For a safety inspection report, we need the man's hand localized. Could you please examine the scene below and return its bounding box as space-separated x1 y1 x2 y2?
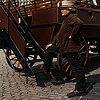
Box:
45 43 52 50
69 35 71 39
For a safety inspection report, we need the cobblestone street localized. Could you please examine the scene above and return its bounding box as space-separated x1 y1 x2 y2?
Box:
0 49 100 100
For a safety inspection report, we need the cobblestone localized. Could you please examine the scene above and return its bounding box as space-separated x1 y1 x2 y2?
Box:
0 50 100 100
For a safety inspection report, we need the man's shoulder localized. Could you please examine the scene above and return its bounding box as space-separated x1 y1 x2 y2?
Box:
68 13 83 24
69 13 77 18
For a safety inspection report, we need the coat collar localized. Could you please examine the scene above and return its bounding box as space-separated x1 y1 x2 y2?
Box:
65 11 71 18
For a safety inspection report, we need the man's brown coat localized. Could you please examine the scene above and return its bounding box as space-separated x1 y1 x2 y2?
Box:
52 12 83 53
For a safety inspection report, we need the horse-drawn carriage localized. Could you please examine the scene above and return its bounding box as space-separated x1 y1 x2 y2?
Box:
0 0 100 81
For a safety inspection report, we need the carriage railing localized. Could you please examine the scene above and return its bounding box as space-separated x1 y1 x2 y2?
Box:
2 0 100 18
2 1 27 34
1 0 64 17
2 0 45 56
74 0 100 8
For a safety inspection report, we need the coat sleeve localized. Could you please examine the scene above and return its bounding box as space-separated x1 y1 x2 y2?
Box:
51 34 58 44
69 15 83 39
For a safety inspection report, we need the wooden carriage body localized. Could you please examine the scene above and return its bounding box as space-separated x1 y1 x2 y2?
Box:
1 0 100 51
0 0 100 78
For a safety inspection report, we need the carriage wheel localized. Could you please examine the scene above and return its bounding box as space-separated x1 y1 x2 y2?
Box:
57 36 88 78
6 49 24 71
6 48 38 71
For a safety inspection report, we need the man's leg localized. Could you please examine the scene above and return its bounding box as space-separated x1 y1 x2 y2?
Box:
43 45 59 73
67 53 86 97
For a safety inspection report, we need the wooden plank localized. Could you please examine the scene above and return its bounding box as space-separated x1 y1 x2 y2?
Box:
9 21 25 57
31 7 58 26
0 7 25 57
36 0 51 4
31 26 55 49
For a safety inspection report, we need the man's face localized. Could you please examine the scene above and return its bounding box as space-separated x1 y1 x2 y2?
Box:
61 9 70 16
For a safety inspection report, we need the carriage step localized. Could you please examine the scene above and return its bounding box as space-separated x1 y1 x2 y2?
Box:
26 49 38 53
27 59 44 63
26 51 38 56
26 50 39 55
26 47 39 52
26 40 34 44
26 48 35 51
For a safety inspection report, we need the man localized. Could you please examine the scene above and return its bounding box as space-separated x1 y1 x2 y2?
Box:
41 0 87 98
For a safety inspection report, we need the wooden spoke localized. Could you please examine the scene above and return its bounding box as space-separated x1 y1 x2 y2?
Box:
65 65 70 72
63 61 68 67
6 49 23 71
17 62 20 68
69 70 72 75
10 56 17 60
13 60 17 65
79 45 86 51
80 51 87 54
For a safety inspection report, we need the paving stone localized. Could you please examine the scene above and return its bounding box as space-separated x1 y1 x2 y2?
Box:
2 98 13 100
41 98 51 100
80 98 100 100
0 50 100 100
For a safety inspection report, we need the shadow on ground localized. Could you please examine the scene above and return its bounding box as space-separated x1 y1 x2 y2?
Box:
21 54 100 90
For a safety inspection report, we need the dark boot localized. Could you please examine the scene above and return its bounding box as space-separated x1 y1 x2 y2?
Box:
67 90 87 98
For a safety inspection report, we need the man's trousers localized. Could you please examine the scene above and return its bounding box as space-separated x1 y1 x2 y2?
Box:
43 44 86 91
